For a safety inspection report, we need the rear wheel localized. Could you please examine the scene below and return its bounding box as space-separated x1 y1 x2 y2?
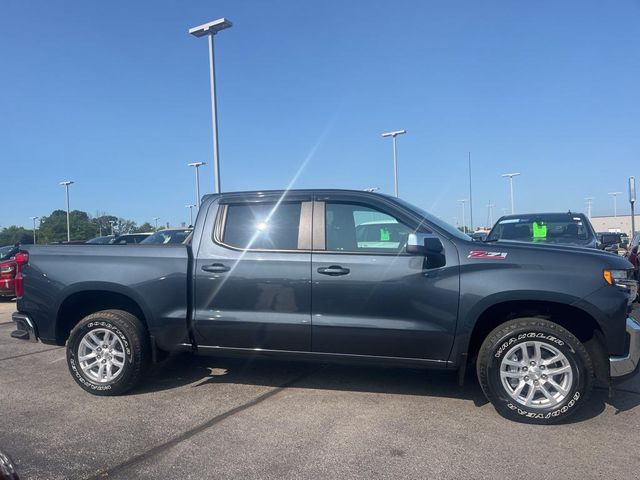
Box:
67 309 150 395
477 317 594 424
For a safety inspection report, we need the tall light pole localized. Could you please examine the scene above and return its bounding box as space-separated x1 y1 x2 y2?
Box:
457 199 468 233
381 129 406 197
30 216 39 244
468 152 474 231
59 181 74 242
501 173 521 214
189 18 232 194
630 177 636 235
153 217 160 231
585 197 594 219
486 202 495 227
608 192 622 217
188 162 206 207
185 204 196 226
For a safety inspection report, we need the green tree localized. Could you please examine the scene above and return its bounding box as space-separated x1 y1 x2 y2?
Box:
134 222 155 233
38 210 97 243
117 218 137 234
92 214 119 236
0 226 34 245
1 209 143 244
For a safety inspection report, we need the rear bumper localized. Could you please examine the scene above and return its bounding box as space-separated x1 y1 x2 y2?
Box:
610 317 640 379
10 312 38 343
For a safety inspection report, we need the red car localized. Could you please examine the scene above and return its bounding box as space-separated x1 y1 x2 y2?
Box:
625 233 640 279
0 245 18 299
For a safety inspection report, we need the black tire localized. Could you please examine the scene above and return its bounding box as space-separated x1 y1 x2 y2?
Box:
477 317 594 424
67 309 150 396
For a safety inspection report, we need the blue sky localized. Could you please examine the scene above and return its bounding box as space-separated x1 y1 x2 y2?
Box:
2 0 640 230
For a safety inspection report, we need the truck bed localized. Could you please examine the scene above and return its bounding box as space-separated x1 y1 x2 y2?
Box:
17 244 190 350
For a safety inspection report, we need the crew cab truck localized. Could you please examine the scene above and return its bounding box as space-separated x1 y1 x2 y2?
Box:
11 190 640 424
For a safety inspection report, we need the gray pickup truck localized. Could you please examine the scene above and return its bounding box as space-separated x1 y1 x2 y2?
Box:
11 189 640 424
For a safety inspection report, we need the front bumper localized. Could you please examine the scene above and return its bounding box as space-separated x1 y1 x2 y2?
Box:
610 317 640 379
10 312 38 343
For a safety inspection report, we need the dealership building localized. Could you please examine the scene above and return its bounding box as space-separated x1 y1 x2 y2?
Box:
590 215 637 236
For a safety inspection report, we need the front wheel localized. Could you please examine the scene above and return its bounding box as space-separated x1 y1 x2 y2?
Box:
477 318 594 424
67 309 150 395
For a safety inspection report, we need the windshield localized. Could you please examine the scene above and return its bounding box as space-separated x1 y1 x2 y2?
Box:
140 230 192 245
487 214 594 245
0 245 15 260
392 197 472 241
86 236 115 244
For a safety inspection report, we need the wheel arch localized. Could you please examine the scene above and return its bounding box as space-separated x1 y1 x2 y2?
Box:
465 299 609 381
55 283 153 346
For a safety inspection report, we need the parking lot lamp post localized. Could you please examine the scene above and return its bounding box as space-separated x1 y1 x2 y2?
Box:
629 178 636 235
457 199 468 233
189 18 232 194
608 192 622 217
186 204 196 226
585 197 594 219
30 216 39 244
59 181 74 242
501 173 520 214
381 130 406 197
188 162 206 207
153 217 160 231
486 202 495 227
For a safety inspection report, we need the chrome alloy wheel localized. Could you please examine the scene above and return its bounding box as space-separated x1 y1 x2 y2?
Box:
500 341 573 409
78 328 126 383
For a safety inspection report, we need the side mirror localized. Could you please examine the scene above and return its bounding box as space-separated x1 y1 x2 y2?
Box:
406 233 443 255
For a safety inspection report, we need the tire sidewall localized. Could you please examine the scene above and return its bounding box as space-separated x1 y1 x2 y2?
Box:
67 317 134 394
485 325 588 423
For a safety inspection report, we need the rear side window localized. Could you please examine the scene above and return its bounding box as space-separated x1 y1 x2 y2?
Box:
222 202 302 250
325 202 413 253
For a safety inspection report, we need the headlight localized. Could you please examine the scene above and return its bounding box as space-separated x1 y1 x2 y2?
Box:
604 269 638 305
603 269 632 286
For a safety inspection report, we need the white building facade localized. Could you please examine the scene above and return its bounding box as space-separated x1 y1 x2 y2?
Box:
590 215 638 236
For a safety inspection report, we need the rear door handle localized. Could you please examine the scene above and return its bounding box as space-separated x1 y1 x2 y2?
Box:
202 263 231 273
317 265 350 276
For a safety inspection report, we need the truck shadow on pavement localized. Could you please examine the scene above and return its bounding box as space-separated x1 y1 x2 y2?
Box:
136 353 640 424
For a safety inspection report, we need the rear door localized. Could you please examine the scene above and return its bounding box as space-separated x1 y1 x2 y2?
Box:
310 194 460 362
193 193 312 351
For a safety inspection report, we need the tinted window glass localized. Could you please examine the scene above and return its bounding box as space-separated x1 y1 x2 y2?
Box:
223 202 302 250
140 230 192 244
325 202 413 252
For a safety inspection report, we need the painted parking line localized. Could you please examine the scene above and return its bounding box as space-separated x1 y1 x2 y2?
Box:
0 346 64 362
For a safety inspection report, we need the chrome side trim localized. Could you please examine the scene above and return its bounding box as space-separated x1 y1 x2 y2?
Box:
182 343 450 367
610 317 640 378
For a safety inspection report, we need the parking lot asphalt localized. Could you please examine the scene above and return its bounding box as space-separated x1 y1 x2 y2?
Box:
1 301 640 480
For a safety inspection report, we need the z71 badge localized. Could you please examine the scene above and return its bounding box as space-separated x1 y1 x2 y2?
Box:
468 251 508 259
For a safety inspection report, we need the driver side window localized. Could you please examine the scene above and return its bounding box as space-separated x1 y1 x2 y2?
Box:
325 202 413 253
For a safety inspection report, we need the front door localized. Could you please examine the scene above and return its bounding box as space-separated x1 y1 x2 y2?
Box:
311 196 459 361
193 195 312 351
